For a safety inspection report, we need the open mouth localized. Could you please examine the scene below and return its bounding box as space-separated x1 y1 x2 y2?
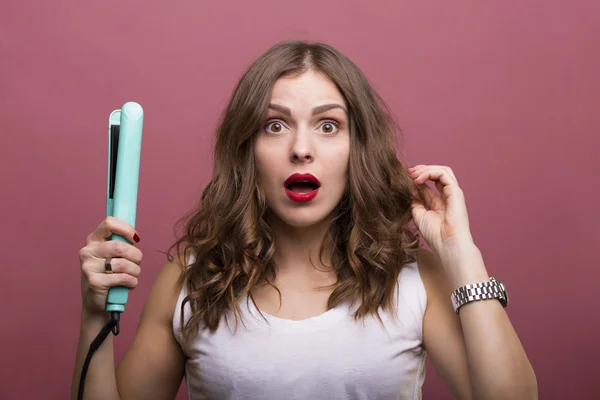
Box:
284 173 321 202
285 180 320 193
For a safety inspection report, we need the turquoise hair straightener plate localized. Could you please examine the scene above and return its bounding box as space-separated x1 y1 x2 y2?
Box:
106 102 144 314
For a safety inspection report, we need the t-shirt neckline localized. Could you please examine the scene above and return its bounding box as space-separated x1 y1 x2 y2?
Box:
242 294 350 333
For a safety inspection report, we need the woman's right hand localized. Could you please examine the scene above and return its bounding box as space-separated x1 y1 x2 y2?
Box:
78 216 143 318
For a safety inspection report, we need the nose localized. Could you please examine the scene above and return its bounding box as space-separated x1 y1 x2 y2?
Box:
289 127 314 164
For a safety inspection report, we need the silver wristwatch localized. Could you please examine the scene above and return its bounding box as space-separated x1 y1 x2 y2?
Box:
450 277 509 314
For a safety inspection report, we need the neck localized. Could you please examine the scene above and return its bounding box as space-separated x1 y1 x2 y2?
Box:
266 212 335 277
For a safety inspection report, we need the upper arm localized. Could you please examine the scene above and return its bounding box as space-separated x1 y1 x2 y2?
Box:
115 252 190 400
417 248 473 400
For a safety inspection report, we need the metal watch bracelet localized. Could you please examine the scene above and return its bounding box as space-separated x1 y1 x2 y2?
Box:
450 277 509 314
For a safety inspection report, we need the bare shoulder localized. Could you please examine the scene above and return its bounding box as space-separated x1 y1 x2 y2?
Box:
154 250 190 308
114 250 190 400
139 249 190 324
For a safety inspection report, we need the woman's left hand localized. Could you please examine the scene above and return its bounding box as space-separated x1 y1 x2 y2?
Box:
408 165 475 255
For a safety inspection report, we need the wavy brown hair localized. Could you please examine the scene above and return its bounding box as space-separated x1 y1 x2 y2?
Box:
166 40 425 343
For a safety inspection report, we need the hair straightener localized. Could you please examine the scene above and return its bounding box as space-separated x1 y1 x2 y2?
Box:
77 102 144 400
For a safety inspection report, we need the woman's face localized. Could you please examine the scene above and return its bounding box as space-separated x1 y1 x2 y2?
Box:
254 69 350 228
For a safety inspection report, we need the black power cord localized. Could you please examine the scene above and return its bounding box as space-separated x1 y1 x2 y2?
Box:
77 311 121 400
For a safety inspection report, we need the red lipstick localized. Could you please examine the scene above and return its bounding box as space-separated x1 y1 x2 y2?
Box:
284 173 320 203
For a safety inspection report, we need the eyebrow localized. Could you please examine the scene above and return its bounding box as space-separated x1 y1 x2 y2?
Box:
268 103 347 117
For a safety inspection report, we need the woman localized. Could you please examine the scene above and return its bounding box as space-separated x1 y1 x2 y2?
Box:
71 40 537 399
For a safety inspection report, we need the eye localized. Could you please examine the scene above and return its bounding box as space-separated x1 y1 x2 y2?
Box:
264 120 287 134
318 120 340 134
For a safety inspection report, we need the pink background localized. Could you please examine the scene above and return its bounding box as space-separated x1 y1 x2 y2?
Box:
1 0 598 398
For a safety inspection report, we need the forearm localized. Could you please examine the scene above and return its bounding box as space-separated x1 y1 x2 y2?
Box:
70 311 121 400
440 244 538 400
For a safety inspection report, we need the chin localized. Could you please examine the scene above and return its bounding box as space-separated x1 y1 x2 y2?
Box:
278 214 328 228
263 186 346 229
268 203 338 229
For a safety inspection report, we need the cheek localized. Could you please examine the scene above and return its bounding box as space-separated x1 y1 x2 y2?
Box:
338 148 351 189
330 144 350 176
254 143 280 186
320 147 350 195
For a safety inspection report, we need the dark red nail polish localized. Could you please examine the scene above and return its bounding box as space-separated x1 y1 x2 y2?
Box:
134 233 140 243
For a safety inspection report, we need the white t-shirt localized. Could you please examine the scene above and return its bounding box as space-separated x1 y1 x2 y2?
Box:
173 251 427 400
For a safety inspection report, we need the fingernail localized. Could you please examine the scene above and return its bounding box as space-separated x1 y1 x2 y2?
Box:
134 233 140 243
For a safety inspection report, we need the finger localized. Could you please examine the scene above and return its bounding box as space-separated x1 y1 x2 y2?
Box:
411 166 458 197
88 272 139 291
408 165 430 181
428 165 457 181
102 257 142 277
87 216 139 246
419 169 463 199
100 239 143 265
409 165 457 183
81 253 142 279
407 165 425 175
81 239 143 267
413 168 456 187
